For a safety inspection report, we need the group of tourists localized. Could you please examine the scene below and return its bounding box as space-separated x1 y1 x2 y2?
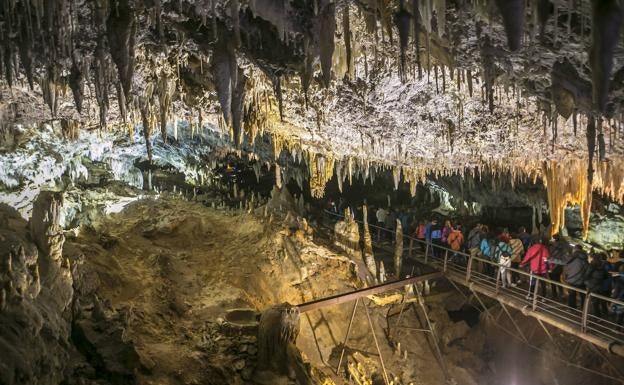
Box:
325 201 624 325
411 219 624 325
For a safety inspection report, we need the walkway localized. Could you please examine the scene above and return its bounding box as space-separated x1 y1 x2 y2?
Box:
323 210 624 358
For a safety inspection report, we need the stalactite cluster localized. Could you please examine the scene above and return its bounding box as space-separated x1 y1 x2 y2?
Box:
1 0 624 238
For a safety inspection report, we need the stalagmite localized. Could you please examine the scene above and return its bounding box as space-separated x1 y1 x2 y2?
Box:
275 164 283 189
362 205 378 284
394 219 403 280
379 261 386 283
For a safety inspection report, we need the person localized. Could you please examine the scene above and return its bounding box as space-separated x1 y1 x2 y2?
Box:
414 220 427 252
584 253 610 317
550 245 589 309
494 238 514 288
447 225 465 263
399 209 410 235
376 207 388 241
611 265 624 326
480 228 493 274
428 219 443 258
326 198 337 214
520 236 550 299
549 234 571 299
509 234 525 286
441 220 452 245
518 226 532 251
467 224 483 269
498 228 511 243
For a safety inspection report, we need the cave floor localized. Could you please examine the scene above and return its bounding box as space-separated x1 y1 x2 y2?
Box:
66 195 483 385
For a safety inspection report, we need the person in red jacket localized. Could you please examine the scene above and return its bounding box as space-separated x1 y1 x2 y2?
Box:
520 236 550 299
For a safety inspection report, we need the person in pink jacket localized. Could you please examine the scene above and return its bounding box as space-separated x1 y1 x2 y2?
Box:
520 236 550 299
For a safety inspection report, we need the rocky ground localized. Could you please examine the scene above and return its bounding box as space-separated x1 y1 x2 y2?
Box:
1 184 501 385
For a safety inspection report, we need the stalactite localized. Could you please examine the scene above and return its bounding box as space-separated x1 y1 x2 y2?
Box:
597 117 606 161
94 10 110 130
587 116 596 183
467 70 473 97
107 0 136 106
543 159 592 239
412 0 422 79
343 5 352 79
494 0 524 51
590 0 624 113
273 75 284 122
41 65 59 117
231 68 247 147
116 82 127 123
319 2 336 88
395 0 411 81
365 0 377 33
211 0 218 39
433 0 446 37
140 104 153 164
212 43 234 126
307 152 335 198
17 13 34 90
537 0 551 39
231 0 240 47
69 53 84 113
553 2 559 44
157 73 175 144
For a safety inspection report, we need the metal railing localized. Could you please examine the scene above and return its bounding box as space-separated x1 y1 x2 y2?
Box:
322 210 624 348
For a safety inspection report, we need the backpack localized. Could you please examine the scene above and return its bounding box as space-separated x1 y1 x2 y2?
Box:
494 242 512 263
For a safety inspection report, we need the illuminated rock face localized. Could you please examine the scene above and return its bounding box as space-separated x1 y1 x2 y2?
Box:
1 1 624 231
0 195 73 385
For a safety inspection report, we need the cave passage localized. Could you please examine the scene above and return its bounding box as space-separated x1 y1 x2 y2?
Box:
2 1 624 385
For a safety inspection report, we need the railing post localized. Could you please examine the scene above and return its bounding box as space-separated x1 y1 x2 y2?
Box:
495 265 501 293
443 250 448 273
466 255 473 283
425 242 430 263
409 238 413 257
582 292 591 333
532 277 539 311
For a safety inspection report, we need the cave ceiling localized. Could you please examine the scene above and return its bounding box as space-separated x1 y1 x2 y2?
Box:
1 0 624 206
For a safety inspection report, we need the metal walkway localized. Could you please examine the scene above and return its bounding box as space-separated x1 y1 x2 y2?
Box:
323 210 624 358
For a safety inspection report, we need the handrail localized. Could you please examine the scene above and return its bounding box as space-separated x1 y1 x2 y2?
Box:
323 209 624 347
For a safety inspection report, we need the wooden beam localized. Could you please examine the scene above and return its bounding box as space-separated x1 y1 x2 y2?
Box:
297 271 443 313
